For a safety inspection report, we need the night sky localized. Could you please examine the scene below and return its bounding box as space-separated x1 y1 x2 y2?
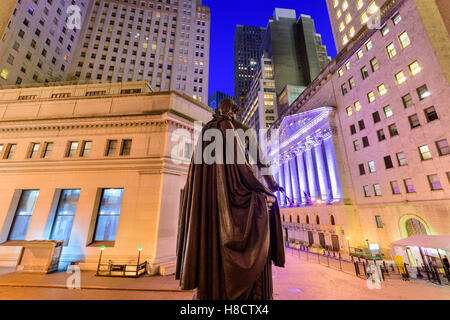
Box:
202 0 337 99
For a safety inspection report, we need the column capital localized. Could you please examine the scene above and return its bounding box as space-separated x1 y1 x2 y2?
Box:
304 139 315 150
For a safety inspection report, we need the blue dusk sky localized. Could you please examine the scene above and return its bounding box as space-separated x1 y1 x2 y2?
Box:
202 0 337 99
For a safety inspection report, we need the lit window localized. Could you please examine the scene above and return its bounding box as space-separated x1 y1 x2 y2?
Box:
42 142 53 159
50 189 81 244
349 77 355 89
336 9 342 19
81 141 92 157
368 1 378 13
417 84 430 100
339 21 345 32
409 114 421 128
28 143 40 159
346 106 353 116
373 184 382 196
338 68 344 77
370 58 379 72
396 152 407 166
386 43 397 59
8 190 40 240
383 105 393 118
404 179 415 193
409 61 421 76
345 61 351 70
93 189 124 242
0 68 9 80
368 161 376 173
392 14 402 25
342 1 348 11
349 26 355 37
354 101 362 111
345 13 352 24
395 71 406 84
365 40 373 50
334 0 340 8
66 142 79 158
264 94 274 99
357 0 364 10
356 50 363 59
367 91 375 102
360 12 369 24
353 140 360 151
419 145 432 160
427 174 443 191
436 139 450 156
264 100 274 106
399 32 411 48
381 25 389 36
342 35 349 45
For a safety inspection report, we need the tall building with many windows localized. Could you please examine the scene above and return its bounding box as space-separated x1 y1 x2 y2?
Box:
0 0 89 86
269 0 450 265
233 24 266 108
207 90 232 110
0 0 211 104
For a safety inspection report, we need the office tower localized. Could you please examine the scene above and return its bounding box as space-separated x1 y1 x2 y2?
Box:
208 90 232 110
233 24 266 107
0 0 89 86
269 0 450 263
0 0 18 40
242 9 330 131
68 0 211 104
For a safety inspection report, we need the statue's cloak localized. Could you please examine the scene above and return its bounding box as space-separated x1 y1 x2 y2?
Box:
175 114 285 300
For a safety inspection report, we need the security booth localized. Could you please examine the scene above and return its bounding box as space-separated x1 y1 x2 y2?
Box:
15 240 64 274
391 235 450 283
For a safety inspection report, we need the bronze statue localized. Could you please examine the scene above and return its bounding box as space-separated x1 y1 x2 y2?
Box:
176 98 285 300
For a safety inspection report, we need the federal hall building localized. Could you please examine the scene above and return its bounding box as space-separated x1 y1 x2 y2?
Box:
0 81 211 272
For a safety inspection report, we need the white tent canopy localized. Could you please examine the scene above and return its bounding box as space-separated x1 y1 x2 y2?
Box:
391 235 450 251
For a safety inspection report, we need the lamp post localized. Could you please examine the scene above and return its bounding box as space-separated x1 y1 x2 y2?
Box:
136 246 143 277
97 245 105 275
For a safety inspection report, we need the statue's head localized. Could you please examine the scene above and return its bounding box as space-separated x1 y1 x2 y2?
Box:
216 98 239 117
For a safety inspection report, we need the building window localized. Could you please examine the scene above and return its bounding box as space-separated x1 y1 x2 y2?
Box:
106 140 118 156
417 85 430 100
365 40 373 51
350 124 356 135
408 61 421 76
81 141 92 157
353 140 360 151
408 114 421 129
28 143 40 159
384 155 393 168
50 189 81 244
383 105 393 118
372 111 381 123
359 163 365 175
373 184 382 196
93 189 124 242
396 152 408 166
66 142 79 157
377 84 387 96
4 144 16 159
381 25 389 36
362 136 370 148
375 216 383 228
358 119 365 130
120 139 132 156
348 77 355 90
367 91 375 103
392 13 402 25
377 129 386 141
427 174 443 191
1 68 9 80
361 66 369 80
390 181 401 194
406 218 427 236
42 142 53 158
370 58 379 72
341 83 348 95
404 179 415 193
424 106 438 122
368 160 376 173
356 50 363 59
386 43 397 59
436 139 450 156
354 101 362 111
399 32 411 48
418 145 432 160
346 106 353 117
395 71 406 84
402 93 413 108
363 185 371 197
8 190 39 240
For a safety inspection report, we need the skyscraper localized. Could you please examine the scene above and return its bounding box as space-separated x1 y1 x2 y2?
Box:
233 24 266 107
0 0 211 104
0 0 89 85
208 90 232 110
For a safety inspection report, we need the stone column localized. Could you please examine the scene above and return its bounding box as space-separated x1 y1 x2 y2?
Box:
289 156 301 205
304 141 318 201
313 140 330 202
323 131 342 201
278 163 287 206
283 160 294 205
295 151 308 204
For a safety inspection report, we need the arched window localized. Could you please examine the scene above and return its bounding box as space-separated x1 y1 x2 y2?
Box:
330 215 336 225
406 218 428 236
306 215 310 224
296 216 300 223
316 215 320 225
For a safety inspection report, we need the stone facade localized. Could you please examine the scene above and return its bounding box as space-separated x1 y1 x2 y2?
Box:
0 81 212 272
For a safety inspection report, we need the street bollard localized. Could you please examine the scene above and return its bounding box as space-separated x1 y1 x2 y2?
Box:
339 253 342 271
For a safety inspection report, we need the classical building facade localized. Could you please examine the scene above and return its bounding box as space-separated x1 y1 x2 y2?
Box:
270 0 450 260
0 81 212 272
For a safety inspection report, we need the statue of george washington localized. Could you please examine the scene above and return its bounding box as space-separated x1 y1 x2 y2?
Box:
176 98 285 300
